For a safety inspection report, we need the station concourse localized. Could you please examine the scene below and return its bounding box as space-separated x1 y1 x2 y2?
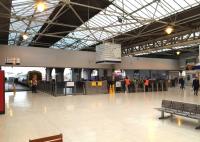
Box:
0 0 200 142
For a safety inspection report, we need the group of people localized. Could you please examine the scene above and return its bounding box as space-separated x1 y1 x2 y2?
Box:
124 76 150 93
124 75 200 96
179 77 199 96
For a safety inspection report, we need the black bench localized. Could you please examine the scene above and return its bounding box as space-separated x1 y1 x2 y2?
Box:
156 100 200 129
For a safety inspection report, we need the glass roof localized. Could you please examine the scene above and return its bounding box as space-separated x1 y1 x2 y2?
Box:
8 0 200 50
9 0 60 46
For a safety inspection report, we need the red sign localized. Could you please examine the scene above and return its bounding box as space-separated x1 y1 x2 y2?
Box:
0 71 5 114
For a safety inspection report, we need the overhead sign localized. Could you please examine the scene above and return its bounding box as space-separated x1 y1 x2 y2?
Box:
5 57 20 65
96 42 121 64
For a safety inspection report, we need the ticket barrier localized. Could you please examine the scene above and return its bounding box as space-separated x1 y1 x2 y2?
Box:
113 80 168 93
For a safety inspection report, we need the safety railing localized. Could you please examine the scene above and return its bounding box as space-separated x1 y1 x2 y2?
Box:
37 81 85 96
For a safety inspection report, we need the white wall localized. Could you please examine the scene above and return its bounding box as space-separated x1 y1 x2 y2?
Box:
0 45 111 69
115 57 179 70
0 45 179 70
179 53 198 69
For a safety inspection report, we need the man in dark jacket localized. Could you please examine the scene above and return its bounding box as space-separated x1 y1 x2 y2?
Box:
179 78 185 90
192 77 199 96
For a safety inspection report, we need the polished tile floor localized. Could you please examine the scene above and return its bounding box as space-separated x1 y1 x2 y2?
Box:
0 87 200 142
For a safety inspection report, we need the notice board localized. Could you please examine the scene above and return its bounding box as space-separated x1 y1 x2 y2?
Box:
66 82 75 87
0 70 5 114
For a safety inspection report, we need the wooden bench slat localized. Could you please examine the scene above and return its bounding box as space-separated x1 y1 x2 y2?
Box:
29 134 62 142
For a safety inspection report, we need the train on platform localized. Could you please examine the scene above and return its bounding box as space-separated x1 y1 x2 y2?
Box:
17 70 42 86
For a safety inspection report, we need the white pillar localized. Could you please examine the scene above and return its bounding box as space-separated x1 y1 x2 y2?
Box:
198 45 200 80
198 45 200 62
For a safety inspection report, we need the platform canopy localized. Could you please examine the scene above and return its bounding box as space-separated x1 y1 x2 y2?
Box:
1 0 200 56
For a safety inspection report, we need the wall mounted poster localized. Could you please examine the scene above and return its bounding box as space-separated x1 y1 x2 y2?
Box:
91 82 96 87
97 81 102 87
116 81 122 88
66 82 75 87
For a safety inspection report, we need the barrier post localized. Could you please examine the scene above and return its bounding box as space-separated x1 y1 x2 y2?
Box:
13 83 16 94
64 85 66 95
54 83 57 96
136 83 138 92
156 82 159 92
83 83 86 95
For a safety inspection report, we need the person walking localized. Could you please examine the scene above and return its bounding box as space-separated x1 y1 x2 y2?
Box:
124 76 130 93
179 78 185 90
144 78 150 92
192 77 199 96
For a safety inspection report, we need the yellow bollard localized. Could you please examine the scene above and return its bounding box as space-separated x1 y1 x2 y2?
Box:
109 85 113 95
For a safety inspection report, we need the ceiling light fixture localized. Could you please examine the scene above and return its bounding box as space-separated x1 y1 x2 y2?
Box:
176 51 181 55
165 25 174 35
36 0 46 12
22 33 28 40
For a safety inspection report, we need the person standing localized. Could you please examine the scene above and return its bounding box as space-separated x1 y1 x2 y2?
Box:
179 78 185 90
192 77 199 96
144 78 149 92
124 76 130 93
32 75 38 93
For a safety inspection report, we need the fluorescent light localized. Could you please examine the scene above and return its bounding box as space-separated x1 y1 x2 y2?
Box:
36 1 46 12
176 51 181 55
165 26 174 35
22 33 28 40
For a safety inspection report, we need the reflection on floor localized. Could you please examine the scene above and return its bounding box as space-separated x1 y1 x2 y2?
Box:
0 87 200 142
5 82 30 92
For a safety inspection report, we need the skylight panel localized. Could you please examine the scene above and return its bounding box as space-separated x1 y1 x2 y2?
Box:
51 0 200 50
9 0 60 46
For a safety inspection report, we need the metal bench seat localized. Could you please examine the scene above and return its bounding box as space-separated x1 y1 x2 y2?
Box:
183 103 197 114
188 114 200 119
197 105 200 114
156 100 200 129
162 100 172 108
